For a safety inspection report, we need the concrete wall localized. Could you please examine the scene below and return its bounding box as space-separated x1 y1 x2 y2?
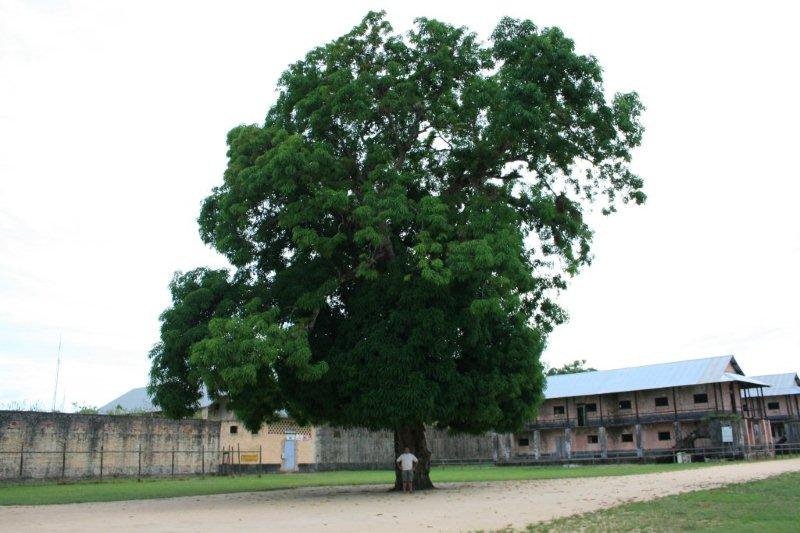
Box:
314 426 495 470
0 411 219 480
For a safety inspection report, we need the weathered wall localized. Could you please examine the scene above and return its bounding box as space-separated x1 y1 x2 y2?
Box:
0 411 219 480
314 426 495 470
784 421 800 444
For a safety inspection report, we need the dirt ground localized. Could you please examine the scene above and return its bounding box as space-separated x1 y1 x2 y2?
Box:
3 458 800 532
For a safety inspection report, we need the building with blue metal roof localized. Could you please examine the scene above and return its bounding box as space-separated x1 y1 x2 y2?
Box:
514 354 775 462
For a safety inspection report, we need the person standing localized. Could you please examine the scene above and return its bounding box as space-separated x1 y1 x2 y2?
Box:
395 447 418 493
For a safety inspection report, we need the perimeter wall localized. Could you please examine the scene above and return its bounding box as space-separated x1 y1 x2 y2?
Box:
0 411 219 480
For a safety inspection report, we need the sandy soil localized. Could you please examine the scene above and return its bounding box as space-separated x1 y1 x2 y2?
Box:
3 458 800 532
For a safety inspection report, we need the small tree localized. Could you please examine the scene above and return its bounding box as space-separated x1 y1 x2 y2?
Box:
546 359 597 376
149 12 644 490
71 402 100 414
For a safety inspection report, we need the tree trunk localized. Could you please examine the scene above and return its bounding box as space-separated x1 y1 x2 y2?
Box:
393 423 434 491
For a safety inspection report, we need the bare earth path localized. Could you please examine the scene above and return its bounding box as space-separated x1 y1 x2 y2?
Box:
3 458 800 532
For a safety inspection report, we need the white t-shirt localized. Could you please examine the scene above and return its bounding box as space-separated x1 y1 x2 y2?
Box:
396 452 418 471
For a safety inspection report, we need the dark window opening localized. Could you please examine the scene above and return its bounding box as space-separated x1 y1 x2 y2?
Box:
658 431 671 441
585 403 597 413
333 430 341 438
619 400 632 410
553 405 565 415
768 401 780 410
694 393 709 404
229 425 238 434
621 433 634 443
587 435 599 444
655 397 669 407
518 437 530 446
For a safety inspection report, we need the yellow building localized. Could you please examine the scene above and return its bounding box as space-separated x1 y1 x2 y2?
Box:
197 400 315 472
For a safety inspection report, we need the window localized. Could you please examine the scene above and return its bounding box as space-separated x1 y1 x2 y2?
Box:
333 430 341 438
587 435 599 444
655 397 669 407
621 433 634 443
585 403 598 413
768 401 780 410
229 425 238 434
658 431 671 441
619 400 632 410
693 393 708 404
553 405 565 415
518 437 530 446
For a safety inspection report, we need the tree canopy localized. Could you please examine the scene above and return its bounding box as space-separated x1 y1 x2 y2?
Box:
148 11 644 471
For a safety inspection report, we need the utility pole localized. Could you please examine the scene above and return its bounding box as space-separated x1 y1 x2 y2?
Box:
52 335 62 412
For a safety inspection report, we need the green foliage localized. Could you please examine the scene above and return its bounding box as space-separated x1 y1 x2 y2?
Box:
533 470 800 532
546 359 596 376
71 402 99 415
148 268 241 419
149 12 644 434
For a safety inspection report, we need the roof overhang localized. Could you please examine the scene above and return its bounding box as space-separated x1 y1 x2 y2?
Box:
721 373 769 389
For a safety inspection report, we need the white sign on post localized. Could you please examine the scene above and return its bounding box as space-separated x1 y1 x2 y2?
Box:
721 426 733 443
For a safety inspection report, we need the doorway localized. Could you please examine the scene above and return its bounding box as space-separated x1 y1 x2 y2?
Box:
576 404 587 427
282 435 297 471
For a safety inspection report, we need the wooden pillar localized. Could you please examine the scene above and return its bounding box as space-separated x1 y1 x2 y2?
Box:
634 391 640 423
744 387 750 417
672 387 678 420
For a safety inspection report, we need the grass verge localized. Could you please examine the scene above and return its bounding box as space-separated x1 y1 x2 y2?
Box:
529 470 800 532
0 462 708 506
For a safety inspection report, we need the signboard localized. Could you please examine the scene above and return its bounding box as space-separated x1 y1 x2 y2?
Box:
240 453 259 463
721 425 733 443
284 433 310 441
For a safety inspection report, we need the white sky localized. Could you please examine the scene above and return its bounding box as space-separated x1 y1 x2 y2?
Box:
1 1 798 410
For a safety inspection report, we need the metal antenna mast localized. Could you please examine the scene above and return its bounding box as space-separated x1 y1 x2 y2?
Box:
52 335 62 412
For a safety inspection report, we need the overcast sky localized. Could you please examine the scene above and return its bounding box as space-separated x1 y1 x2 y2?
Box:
1 0 798 410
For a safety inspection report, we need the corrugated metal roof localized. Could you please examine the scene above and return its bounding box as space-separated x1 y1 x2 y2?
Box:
544 355 766 399
98 387 213 414
744 373 800 397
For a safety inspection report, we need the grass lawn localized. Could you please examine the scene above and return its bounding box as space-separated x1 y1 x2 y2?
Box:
0 462 708 506
531 471 800 532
